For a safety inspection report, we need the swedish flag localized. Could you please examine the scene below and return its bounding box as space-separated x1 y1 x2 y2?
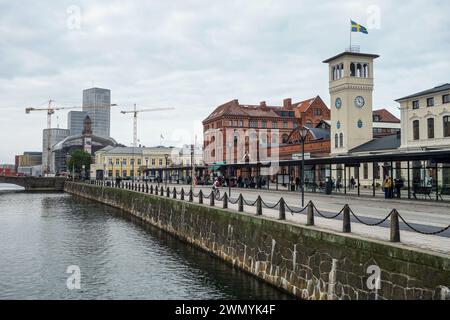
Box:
351 20 368 34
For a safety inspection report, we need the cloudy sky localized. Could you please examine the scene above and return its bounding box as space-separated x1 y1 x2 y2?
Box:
0 0 449 163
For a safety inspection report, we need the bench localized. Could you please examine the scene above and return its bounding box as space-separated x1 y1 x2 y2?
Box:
412 186 432 200
439 185 450 201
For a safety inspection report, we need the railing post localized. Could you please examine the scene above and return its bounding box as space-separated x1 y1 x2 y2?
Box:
146 183 149 193
238 194 244 212
173 187 177 199
150 184 153 194
390 209 401 242
189 188 193 202
166 187 170 197
181 188 185 201
155 185 159 195
210 191 215 206
256 195 262 216
161 186 164 195
279 198 286 220
343 204 351 233
223 192 228 209
199 190 203 204
306 201 314 226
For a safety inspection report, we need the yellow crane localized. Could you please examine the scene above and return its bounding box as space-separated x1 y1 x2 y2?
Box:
120 104 175 147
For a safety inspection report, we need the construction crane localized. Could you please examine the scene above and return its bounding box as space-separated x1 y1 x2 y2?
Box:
25 100 81 129
121 104 175 147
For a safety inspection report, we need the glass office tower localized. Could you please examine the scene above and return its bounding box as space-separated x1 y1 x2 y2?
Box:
82 88 111 138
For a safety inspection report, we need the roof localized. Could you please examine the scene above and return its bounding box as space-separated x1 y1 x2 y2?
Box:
308 128 330 140
52 135 118 151
292 97 316 112
203 99 293 123
349 134 401 153
373 109 400 123
395 83 450 102
322 52 379 63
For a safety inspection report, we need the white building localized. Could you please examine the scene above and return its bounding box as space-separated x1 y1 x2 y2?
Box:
397 83 450 151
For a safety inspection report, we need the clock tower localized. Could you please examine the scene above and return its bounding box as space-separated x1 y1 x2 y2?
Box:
323 51 379 155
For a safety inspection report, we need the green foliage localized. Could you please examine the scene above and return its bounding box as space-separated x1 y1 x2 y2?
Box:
67 150 92 174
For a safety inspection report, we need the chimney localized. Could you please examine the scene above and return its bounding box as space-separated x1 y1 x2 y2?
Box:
283 98 292 109
260 101 267 108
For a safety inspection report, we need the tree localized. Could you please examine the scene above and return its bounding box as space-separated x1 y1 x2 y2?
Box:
67 150 92 179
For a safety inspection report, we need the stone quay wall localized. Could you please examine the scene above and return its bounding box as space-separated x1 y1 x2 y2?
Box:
64 182 450 300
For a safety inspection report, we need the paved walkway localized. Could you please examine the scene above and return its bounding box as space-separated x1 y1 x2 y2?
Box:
143 182 450 255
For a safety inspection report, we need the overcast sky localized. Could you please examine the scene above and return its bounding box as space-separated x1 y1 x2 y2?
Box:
0 0 449 163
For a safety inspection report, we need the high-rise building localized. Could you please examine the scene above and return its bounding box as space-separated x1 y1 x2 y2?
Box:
42 128 70 174
82 87 111 138
68 111 88 136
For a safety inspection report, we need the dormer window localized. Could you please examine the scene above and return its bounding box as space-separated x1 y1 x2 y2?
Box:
373 115 380 122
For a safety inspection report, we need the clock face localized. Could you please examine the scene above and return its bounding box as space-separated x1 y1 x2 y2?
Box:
335 98 342 109
355 96 365 108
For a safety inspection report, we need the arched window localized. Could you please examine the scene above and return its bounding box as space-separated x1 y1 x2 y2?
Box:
444 116 450 137
339 133 343 147
356 63 362 77
282 134 289 144
413 120 420 140
340 63 344 78
305 120 313 127
350 63 356 77
363 64 369 77
335 134 338 148
332 66 336 80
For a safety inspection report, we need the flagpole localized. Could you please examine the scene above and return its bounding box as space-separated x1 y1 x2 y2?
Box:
349 19 352 51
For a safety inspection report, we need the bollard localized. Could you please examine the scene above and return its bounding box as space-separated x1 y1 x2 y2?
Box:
150 184 153 194
181 188 185 201
166 187 170 197
279 198 286 220
138 184 141 192
210 191 215 206
238 194 244 212
390 209 400 242
146 183 149 193
189 188 193 202
161 186 164 195
256 195 262 215
173 187 177 199
342 204 351 233
199 190 203 204
223 192 228 209
306 201 314 226
155 185 159 195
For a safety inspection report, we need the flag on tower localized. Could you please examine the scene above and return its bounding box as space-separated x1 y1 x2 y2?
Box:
351 20 368 34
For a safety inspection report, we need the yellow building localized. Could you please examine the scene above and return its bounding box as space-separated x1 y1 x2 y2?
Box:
90 146 175 180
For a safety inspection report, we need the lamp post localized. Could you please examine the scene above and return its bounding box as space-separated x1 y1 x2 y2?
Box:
164 154 169 187
299 126 310 207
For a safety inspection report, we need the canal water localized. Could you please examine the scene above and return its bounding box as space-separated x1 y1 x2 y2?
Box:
0 185 291 300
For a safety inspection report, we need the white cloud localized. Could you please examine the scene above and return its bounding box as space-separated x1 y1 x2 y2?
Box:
0 0 449 163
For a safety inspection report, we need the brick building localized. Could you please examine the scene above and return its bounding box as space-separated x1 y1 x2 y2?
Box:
372 108 401 138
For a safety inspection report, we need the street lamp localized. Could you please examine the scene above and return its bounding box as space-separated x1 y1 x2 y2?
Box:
164 154 169 187
299 126 310 207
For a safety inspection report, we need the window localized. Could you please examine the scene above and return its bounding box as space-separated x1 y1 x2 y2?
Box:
283 121 288 129
413 120 420 140
115 170 119 177
443 94 450 104
250 120 258 128
239 120 243 127
282 134 289 144
374 163 380 179
229 120 233 126
151 159 155 165
363 163 368 179
373 115 380 122
122 159 127 165
293 122 298 129
130 159 135 165
339 133 343 147
427 118 434 139
335 134 338 148
108 158 113 165
427 97 434 107
159 159 163 166
444 116 450 137
412 100 419 109
262 120 267 128
116 159 120 165
138 159 141 165
313 109 321 116
272 121 277 129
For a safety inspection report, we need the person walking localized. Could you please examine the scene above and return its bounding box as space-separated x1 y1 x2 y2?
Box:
383 176 390 199
395 177 404 199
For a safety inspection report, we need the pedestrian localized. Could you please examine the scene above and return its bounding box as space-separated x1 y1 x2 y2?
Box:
350 176 355 189
383 176 391 199
395 177 404 199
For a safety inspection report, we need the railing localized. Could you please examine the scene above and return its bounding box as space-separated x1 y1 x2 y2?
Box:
87 180 450 243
